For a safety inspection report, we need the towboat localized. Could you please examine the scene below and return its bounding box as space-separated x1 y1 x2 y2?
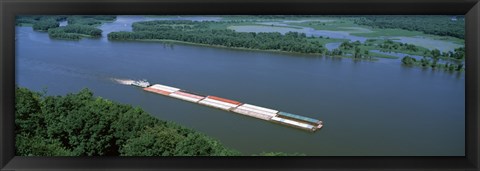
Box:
131 79 150 88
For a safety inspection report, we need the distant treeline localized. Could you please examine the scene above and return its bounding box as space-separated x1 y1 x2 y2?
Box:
16 15 116 40
48 24 102 40
402 55 464 72
376 39 465 60
353 15 465 39
108 20 328 54
16 86 301 156
400 46 464 71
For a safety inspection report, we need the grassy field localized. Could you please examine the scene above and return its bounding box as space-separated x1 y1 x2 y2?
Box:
307 37 348 45
288 18 464 52
351 28 422 37
227 25 303 34
288 19 360 32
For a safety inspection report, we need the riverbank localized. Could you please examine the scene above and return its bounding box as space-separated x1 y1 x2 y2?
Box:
115 38 391 61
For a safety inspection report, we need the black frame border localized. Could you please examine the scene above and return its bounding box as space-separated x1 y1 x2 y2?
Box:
1 0 479 170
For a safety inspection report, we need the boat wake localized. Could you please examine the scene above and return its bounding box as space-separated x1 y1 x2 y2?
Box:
111 78 134 85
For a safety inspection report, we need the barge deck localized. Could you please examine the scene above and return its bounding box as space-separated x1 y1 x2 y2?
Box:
138 82 323 132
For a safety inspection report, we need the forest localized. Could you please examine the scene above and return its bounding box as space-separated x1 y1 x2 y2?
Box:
353 15 465 39
48 24 102 40
15 86 298 156
108 20 328 54
16 15 115 40
15 86 238 156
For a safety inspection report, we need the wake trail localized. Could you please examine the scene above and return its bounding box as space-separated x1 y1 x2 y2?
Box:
110 78 135 85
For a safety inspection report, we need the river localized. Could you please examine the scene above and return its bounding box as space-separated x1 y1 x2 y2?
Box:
16 16 465 156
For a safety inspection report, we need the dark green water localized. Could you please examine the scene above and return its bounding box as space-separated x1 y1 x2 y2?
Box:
16 16 465 156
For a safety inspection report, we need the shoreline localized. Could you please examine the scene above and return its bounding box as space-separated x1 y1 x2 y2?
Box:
110 38 384 61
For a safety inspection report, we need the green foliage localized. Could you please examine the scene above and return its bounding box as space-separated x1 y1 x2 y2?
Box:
455 63 464 71
354 15 465 39
17 15 115 40
68 17 101 26
340 41 360 50
108 20 327 54
67 15 116 25
32 19 59 31
354 46 361 58
17 15 67 27
16 133 75 156
408 56 464 71
15 87 237 156
378 40 422 54
420 57 431 67
329 48 343 56
15 86 43 135
430 49 441 59
120 125 184 156
48 24 102 40
401 56 416 66
174 132 240 156
451 47 465 60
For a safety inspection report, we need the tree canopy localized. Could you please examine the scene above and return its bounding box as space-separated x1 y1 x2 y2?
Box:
15 86 238 156
16 86 300 156
354 15 465 39
16 15 116 40
108 20 328 54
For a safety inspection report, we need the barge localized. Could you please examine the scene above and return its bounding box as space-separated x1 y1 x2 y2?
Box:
132 80 323 132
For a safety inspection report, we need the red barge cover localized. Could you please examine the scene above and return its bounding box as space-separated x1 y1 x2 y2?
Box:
207 96 242 105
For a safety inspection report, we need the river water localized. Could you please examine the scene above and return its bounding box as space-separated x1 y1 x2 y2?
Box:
16 16 465 156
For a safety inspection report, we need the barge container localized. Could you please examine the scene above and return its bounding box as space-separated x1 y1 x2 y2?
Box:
173 91 205 100
198 99 236 111
207 96 242 105
143 87 172 96
179 90 206 97
232 108 273 121
200 97 240 108
150 84 180 93
270 116 317 131
277 111 322 124
169 93 203 103
235 105 277 117
241 104 279 114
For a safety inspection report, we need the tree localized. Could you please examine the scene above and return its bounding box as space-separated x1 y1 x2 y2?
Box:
363 50 370 59
32 19 59 31
120 126 184 156
420 57 430 67
15 86 43 135
354 46 361 58
16 87 239 157
456 63 464 71
431 49 441 59
108 20 328 55
174 132 239 156
431 58 438 68
16 134 74 156
453 47 465 60
401 56 416 66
